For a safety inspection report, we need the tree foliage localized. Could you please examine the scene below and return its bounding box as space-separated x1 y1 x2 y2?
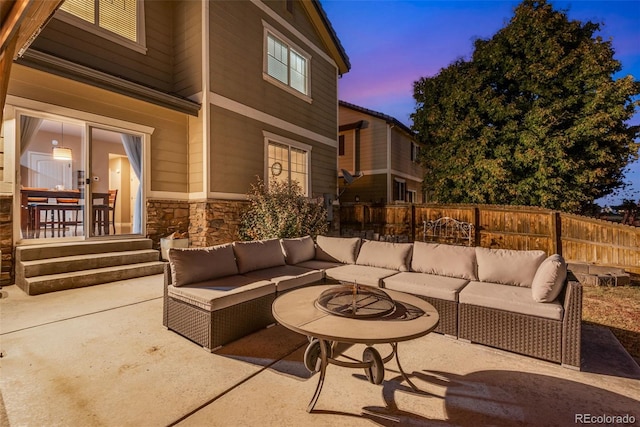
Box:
412 0 640 212
239 177 328 241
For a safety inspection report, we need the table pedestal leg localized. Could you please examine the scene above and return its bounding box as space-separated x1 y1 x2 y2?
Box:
392 342 418 391
307 339 329 413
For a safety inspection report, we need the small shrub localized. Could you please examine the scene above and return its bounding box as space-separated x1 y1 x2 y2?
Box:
239 177 328 241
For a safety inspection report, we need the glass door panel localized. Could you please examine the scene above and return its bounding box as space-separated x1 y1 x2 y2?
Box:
18 116 85 240
88 127 142 237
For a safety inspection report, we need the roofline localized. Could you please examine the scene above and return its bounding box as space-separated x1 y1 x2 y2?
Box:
339 100 414 137
303 0 350 75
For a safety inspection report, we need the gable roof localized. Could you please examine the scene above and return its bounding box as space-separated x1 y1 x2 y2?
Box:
302 0 350 75
339 100 414 137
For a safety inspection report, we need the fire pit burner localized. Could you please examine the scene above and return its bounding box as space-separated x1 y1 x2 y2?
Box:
315 284 396 319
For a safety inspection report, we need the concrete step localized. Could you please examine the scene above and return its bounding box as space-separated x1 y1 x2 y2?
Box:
20 250 160 278
21 261 166 295
15 239 153 262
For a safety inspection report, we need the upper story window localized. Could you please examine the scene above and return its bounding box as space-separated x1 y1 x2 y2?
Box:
58 0 145 53
411 142 420 162
338 135 345 156
263 24 311 102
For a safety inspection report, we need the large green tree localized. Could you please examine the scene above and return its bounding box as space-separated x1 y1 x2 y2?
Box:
412 0 639 212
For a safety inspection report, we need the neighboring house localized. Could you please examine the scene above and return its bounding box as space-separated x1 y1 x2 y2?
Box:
338 101 425 204
0 0 349 285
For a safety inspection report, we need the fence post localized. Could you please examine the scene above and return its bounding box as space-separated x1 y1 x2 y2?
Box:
473 206 481 247
552 211 562 256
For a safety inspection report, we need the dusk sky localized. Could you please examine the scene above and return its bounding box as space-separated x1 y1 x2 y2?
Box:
321 0 640 206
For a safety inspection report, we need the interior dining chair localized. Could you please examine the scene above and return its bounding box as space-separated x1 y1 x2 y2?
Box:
108 189 118 234
23 187 55 237
56 189 82 236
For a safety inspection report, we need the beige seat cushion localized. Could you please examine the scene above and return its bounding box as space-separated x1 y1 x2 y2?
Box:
383 272 470 302
168 244 238 287
411 241 477 280
167 276 275 312
356 240 413 271
315 236 361 264
243 265 323 293
531 254 567 303
280 236 316 265
233 239 285 274
294 259 343 271
459 281 563 320
476 247 546 287
325 264 399 287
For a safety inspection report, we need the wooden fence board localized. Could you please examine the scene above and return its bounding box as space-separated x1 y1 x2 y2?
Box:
339 203 639 274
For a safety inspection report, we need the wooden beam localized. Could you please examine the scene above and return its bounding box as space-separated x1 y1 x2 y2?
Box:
0 35 17 125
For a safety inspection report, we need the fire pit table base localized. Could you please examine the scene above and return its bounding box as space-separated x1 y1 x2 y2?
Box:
272 285 439 413
305 340 417 412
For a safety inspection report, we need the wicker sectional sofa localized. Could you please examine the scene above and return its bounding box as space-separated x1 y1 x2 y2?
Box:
164 235 582 369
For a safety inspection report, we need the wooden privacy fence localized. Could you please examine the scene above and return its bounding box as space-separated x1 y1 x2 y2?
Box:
339 203 640 275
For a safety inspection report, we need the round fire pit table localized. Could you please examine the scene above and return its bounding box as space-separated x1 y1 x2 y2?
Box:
272 284 439 412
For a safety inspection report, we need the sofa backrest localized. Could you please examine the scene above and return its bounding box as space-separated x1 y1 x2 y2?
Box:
233 238 286 274
315 236 361 264
356 240 413 271
476 247 546 287
280 236 316 265
168 244 239 286
411 241 478 280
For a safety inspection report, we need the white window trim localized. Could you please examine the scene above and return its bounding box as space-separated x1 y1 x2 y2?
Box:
262 21 312 104
263 131 312 196
394 177 406 202
55 2 147 54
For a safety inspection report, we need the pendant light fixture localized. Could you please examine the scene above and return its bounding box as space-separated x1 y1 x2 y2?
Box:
52 121 72 161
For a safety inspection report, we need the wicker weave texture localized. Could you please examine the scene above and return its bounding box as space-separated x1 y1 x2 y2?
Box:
562 281 582 368
413 295 457 336
166 293 276 351
459 304 563 363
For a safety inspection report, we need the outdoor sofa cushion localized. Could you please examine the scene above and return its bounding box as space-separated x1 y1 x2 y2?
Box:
531 254 567 303
168 244 238 287
242 265 323 293
280 236 316 265
475 247 546 287
356 240 413 271
383 272 470 302
411 241 478 280
315 236 361 264
294 259 344 272
325 264 399 287
167 276 275 311
233 239 285 274
459 281 563 320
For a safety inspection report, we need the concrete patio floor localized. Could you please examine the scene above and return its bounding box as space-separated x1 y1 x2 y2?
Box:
1 274 639 426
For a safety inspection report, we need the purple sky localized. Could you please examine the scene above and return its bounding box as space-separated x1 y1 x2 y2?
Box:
321 0 640 206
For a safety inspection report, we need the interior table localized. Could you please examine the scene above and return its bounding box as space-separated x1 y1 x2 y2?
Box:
272 284 439 412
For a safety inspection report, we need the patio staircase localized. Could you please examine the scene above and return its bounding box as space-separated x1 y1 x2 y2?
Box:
15 239 165 295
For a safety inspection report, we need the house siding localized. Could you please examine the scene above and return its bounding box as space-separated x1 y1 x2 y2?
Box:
173 0 202 98
30 1 176 94
209 105 336 197
340 173 387 204
208 0 338 140
8 65 190 193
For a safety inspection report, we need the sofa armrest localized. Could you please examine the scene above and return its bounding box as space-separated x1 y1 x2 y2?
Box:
163 263 172 327
561 277 582 369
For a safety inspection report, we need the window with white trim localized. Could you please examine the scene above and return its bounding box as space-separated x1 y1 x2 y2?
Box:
265 30 310 97
267 140 309 196
407 190 417 203
59 0 144 50
394 178 406 202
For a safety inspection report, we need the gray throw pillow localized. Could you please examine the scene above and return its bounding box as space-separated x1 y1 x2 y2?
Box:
531 254 567 302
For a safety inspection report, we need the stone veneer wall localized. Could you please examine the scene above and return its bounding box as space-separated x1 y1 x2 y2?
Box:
0 195 13 286
146 199 249 249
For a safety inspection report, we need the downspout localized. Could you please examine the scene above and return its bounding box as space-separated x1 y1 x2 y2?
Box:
201 0 210 198
387 124 393 202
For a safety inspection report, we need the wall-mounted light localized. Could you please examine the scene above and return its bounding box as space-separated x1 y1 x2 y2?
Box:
52 122 72 160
